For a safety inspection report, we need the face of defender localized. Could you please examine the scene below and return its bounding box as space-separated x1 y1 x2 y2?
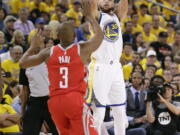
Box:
98 0 115 13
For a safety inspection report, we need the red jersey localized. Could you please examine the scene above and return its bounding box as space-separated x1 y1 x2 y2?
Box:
47 44 87 96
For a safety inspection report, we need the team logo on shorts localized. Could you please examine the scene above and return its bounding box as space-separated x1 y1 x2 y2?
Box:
103 21 119 42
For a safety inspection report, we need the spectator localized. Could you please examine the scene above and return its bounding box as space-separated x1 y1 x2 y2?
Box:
144 65 157 80
170 63 179 76
142 22 157 43
75 17 92 42
3 16 16 43
66 0 82 27
29 0 49 12
0 31 8 54
42 25 52 40
10 0 30 14
123 52 141 81
138 4 152 25
132 32 146 52
123 21 133 43
172 30 180 55
173 74 180 95
10 30 26 52
126 71 147 129
151 15 166 36
150 32 172 61
1 46 23 83
0 85 21 134
28 9 41 24
121 42 133 65
131 13 143 34
14 8 35 38
146 83 180 135
166 22 175 44
28 17 45 42
0 7 7 30
163 69 173 83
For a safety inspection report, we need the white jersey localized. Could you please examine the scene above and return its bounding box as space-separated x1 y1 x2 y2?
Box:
92 12 123 63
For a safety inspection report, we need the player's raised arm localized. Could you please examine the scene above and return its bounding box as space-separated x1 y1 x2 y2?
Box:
115 0 128 21
91 0 100 19
79 0 103 64
19 31 50 68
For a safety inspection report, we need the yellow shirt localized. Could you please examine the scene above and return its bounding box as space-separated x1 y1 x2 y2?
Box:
29 1 49 12
51 14 58 20
138 13 152 25
10 0 30 14
132 24 143 33
65 8 82 27
151 26 167 36
140 58 160 70
123 64 133 81
162 1 176 20
3 94 13 105
142 32 157 43
121 53 132 63
167 31 175 44
0 104 20 133
1 59 20 82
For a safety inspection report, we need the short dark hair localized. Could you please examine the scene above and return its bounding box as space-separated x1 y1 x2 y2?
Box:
140 4 148 9
123 42 133 48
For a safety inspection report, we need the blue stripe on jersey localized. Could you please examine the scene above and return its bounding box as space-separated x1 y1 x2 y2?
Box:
96 102 126 107
98 12 103 24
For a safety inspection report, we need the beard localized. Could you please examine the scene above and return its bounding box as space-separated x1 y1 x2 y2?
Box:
99 6 114 13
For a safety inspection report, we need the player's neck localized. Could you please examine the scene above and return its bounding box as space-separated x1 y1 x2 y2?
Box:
60 41 74 49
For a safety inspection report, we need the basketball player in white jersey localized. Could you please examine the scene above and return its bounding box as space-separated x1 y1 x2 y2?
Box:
85 0 128 135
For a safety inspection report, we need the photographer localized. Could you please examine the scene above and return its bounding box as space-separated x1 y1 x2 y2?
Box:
146 83 180 135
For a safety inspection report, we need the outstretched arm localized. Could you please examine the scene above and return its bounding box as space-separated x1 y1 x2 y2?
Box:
115 0 128 21
91 0 100 19
79 0 104 64
19 31 50 68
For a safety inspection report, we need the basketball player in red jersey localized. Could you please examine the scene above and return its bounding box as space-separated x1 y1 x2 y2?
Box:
19 0 103 135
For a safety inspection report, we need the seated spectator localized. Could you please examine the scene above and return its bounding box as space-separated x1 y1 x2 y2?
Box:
151 15 167 36
3 16 16 43
173 74 180 95
144 64 157 81
142 22 157 43
121 42 133 65
150 32 172 61
172 30 180 55
10 0 30 14
0 31 8 54
3 81 20 105
1 46 23 83
141 50 160 71
146 83 180 135
163 69 173 83
123 52 141 81
166 22 175 45
138 4 152 25
131 13 143 34
123 21 133 43
0 7 7 30
9 30 26 52
0 87 21 134
126 71 147 129
170 63 179 76
132 32 147 53
75 17 92 42
14 8 35 39
29 0 49 12
65 0 82 27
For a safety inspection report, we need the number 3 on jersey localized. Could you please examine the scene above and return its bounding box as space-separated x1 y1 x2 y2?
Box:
60 67 68 88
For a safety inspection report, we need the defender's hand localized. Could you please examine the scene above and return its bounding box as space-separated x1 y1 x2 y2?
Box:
81 0 93 18
30 30 44 49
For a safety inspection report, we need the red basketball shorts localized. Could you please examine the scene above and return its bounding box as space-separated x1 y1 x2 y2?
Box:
48 91 98 135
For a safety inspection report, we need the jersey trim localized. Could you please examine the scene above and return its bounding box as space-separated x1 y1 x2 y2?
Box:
96 102 126 107
50 46 54 56
77 43 80 55
98 12 103 24
58 43 75 51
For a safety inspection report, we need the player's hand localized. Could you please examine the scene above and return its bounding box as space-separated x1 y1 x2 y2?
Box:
30 30 45 50
81 0 93 18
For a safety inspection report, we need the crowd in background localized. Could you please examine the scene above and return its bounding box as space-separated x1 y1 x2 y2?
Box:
0 0 179 135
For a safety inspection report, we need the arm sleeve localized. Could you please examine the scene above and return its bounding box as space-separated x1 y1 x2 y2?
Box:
19 69 29 86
